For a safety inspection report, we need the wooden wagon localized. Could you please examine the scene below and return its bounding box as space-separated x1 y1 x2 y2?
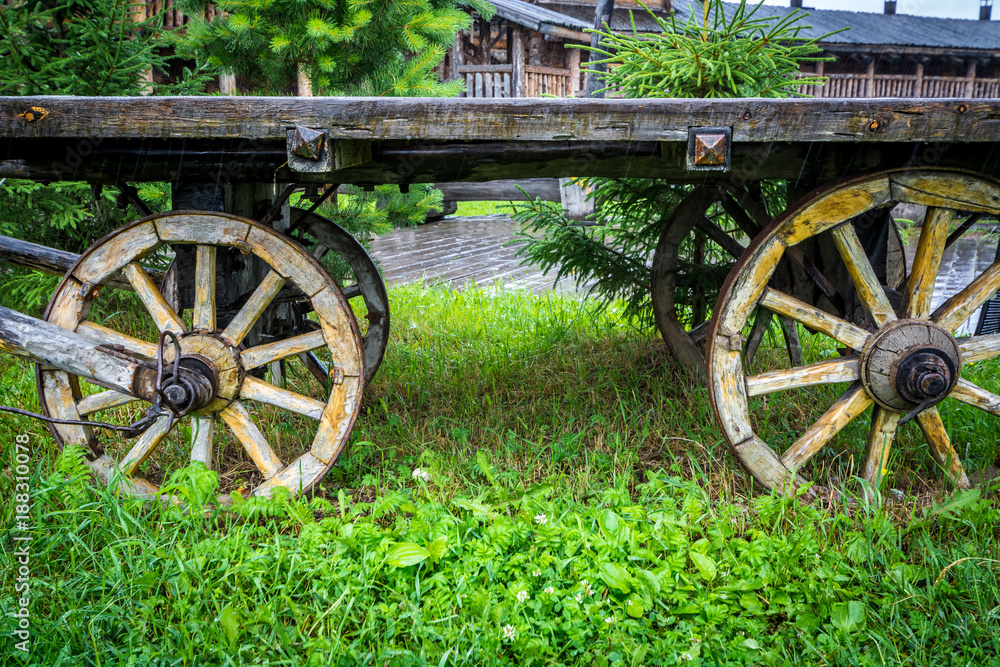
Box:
1 96 998 501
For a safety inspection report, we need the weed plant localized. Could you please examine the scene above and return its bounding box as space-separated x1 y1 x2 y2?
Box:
1 285 998 666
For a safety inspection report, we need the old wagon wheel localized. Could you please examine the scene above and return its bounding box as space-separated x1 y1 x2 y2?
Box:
707 169 1000 499
288 207 390 387
651 183 803 376
37 211 364 500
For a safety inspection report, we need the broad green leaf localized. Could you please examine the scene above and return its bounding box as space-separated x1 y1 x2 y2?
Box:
830 601 866 634
385 542 430 567
219 605 240 644
428 536 448 562
690 551 717 582
624 598 644 618
600 563 632 594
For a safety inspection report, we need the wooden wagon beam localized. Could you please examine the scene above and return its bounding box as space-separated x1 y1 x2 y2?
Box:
0 234 163 289
3 97 998 144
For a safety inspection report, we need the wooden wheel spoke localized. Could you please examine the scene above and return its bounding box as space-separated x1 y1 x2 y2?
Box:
915 407 971 488
831 224 897 327
760 288 871 351
781 383 873 471
241 375 326 420
747 357 859 397
950 378 1000 416
76 321 158 358
696 216 745 258
904 207 952 318
193 245 217 331
77 389 139 416
220 270 287 347
861 406 901 486
190 416 215 468
219 400 282 478
959 333 1000 364
299 351 331 387
119 414 173 475
123 262 186 334
932 259 1000 333
240 330 326 369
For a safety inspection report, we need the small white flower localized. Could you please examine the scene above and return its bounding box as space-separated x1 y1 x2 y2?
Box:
516 590 529 603
681 653 693 662
544 586 555 594
586 585 594 596
534 513 547 525
532 569 541 577
502 624 516 641
604 616 614 625
459 593 467 599
575 593 582 603
411 467 432 481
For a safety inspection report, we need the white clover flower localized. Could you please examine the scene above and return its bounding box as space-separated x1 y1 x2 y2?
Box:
586 585 594 596
516 590 529 603
534 513 547 525
544 586 555 595
532 569 541 577
411 467 432 481
502 624 516 641
681 653 693 662
575 593 582 603
604 616 614 625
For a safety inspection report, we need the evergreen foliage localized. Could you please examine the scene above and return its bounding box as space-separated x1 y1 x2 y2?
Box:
0 1 210 311
515 0 831 326
174 0 495 96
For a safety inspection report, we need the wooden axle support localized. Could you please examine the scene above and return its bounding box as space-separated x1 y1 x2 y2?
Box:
0 305 179 406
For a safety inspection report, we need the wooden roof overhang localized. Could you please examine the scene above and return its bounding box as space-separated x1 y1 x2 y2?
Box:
3 96 1000 185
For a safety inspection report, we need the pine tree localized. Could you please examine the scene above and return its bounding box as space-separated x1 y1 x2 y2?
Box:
0 0 211 312
515 0 833 327
175 0 495 96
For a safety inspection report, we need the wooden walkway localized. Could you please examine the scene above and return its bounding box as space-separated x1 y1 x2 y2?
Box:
368 214 586 295
370 214 1000 333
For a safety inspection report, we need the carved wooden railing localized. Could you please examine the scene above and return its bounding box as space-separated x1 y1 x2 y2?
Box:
799 72 999 98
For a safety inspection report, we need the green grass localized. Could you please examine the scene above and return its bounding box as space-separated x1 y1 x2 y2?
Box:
1 284 999 666
453 201 520 217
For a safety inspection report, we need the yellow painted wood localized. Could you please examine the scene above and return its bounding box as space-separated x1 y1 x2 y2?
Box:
950 378 1000 416
193 245 217 331
778 179 892 246
890 172 1000 214
123 262 186 334
119 415 173 475
915 407 971 489
959 333 1000 364
246 225 329 298
932 259 1000 333
861 406 901 486
905 207 952 318
746 358 859 397
831 224 897 327
77 389 138 416
240 330 325 369
241 375 326 420
781 383 873 471
760 289 871 351
220 270 286 347
252 452 327 498
70 221 160 285
219 400 282 478
311 377 361 464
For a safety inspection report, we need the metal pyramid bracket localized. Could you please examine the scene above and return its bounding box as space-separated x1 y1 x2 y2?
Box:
290 125 326 161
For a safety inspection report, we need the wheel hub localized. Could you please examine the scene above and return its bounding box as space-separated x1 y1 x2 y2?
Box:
860 320 961 411
169 332 244 415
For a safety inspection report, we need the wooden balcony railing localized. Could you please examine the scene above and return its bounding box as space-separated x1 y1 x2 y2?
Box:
458 65 512 98
799 72 997 98
525 65 573 98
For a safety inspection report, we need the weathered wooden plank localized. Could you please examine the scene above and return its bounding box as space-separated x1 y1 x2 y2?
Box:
759 289 871 351
746 357 859 397
950 378 1000 416
959 333 1000 364
0 234 146 290
915 407 971 488
4 97 998 143
241 375 326 420
193 245 216 331
861 406 900 486
780 383 872 471
933 259 1000 333
831 224 898 327
904 207 951 318
219 400 282 478
190 415 214 468
240 330 326 370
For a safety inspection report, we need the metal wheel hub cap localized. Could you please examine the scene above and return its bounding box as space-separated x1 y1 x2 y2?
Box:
860 320 961 411
172 332 244 414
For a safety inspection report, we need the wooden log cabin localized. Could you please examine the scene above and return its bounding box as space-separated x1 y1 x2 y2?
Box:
447 0 1000 99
